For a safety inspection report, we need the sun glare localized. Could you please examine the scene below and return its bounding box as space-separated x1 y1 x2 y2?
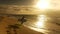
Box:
35 15 47 28
24 15 48 33
35 0 50 10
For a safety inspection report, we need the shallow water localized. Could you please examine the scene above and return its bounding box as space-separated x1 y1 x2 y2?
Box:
21 14 60 34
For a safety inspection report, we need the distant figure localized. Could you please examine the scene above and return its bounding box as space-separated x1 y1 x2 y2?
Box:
18 16 27 24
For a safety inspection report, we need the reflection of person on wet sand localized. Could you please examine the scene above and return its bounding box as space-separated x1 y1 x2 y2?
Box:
18 16 27 24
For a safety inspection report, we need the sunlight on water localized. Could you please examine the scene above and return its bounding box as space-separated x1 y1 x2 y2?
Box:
26 26 50 33
24 15 49 33
35 15 47 28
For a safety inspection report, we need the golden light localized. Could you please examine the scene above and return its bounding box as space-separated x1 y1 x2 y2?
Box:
24 15 48 33
35 0 50 10
35 15 47 28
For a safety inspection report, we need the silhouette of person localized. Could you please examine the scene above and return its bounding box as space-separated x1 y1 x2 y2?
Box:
18 16 27 24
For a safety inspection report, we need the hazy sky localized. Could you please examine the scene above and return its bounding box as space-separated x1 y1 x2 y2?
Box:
0 0 36 5
0 0 60 10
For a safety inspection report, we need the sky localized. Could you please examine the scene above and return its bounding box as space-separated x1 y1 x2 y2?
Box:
0 0 60 11
0 0 36 5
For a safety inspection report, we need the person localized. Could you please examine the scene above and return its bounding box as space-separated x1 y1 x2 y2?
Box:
18 16 27 24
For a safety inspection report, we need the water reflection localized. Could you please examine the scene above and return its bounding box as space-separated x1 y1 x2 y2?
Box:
35 15 47 28
23 14 60 34
24 15 49 33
